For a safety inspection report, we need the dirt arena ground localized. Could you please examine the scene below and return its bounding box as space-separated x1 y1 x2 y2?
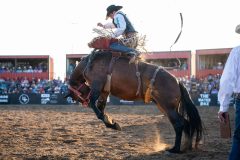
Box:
0 104 235 160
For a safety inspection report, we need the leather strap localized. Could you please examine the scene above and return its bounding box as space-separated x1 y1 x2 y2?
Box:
135 60 141 96
147 66 163 97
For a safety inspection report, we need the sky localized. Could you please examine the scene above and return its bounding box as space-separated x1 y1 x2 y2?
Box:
0 0 239 80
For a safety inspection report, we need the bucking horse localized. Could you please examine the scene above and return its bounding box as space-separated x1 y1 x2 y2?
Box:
65 50 203 153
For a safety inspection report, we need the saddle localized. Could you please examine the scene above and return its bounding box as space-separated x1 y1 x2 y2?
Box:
88 36 118 50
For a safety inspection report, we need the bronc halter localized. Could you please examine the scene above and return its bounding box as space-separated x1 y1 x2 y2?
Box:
68 83 91 107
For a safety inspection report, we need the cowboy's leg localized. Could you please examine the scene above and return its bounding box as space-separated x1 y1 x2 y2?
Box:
109 42 135 54
110 42 139 63
229 98 240 160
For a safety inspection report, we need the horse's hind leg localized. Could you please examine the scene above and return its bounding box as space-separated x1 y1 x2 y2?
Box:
182 119 192 151
166 110 185 153
154 98 184 153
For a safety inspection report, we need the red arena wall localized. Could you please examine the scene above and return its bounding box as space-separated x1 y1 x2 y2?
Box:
0 55 53 80
143 50 191 78
195 48 231 78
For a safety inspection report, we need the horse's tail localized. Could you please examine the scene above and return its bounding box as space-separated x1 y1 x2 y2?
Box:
179 81 203 148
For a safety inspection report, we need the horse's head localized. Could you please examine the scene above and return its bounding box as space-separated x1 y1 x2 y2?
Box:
65 82 91 107
64 55 92 106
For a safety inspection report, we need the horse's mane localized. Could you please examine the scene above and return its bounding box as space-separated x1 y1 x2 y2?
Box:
89 50 112 60
87 50 149 64
86 50 126 69
83 50 164 76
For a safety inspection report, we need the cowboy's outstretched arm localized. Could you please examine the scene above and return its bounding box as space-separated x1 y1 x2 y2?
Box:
97 22 115 29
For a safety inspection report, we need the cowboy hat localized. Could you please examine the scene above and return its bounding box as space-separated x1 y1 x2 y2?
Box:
235 24 240 34
106 5 123 19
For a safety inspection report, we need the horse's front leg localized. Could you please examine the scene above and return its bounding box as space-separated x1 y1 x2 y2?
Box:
96 92 108 114
89 88 104 120
97 92 121 130
89 82 121 130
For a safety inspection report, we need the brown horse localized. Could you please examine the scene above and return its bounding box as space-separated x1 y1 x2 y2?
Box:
66 50 203 153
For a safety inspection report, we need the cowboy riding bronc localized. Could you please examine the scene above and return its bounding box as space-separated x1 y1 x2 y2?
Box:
88 4 140 64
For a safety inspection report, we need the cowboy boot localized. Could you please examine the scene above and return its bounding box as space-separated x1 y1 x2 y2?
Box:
126 52 135 57
129 55 136 64
128 51 140 64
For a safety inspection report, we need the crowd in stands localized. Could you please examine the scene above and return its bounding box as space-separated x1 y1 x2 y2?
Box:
0 64 47 73
0 73 221 96
0 77 68 94
179 74 221 95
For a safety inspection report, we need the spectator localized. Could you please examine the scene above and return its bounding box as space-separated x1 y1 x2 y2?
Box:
27 66 34 73
218 24 240 160
181 61 188 70
210 87 218 95
217 62 224 70
16 66 22 73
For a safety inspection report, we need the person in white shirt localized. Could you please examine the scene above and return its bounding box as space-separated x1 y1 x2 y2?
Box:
218 24 240 160
97 5 139 63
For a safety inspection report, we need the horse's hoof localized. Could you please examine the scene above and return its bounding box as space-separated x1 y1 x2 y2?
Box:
113 122 122 131
182 145 192 152
103 114 113 124
166 147 181 154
